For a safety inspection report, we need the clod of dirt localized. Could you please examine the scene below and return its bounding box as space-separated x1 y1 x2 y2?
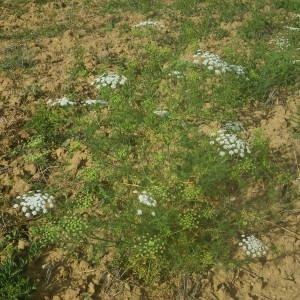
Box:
66 151 88 173
23 163 37 175
54 147 66 162
17 239 29 250
18 130 30 139
9 177 31 198
87 282 95 295
12 166 24 177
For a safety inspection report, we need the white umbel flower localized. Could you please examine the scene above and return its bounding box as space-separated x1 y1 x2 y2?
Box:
153 110 169 116
192 49 246 78
210 128 250 158
138 191 157 207
269 35 290 50
133 20 165 28
168 70 185 78
13 191 54 217
91 73 127 90
239 235 268 258
219 151 226 157
284 26 300 31
47 97 76 107
81 99 108 106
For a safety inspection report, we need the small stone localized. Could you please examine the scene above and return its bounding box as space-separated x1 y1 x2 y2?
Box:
17 240 29 250
87 282 95 295
66 151 87 172
23 163 37 175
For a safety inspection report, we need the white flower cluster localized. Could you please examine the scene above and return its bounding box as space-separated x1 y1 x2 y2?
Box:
91 73 127 89
47 97 76 107
153 109 169 116
82 99 108 106
192 49 246 77
136 209 156 217
269 35 290 50
284 26 300 31
137 191 157 207
210 129 250 158
134 190 157 216
133 21 165 28
46 98 108 107
239 235 268 258
168 70 185 78
13 190 54 218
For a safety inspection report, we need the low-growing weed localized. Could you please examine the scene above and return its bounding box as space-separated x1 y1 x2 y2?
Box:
24 106 68 144
273 0 300 11
0 45 34 71
241 49 298 101
1 0 299 295
0 212 41 299
0 24 68 40
238 12 277 41
102 0 162 14
0 256 35 299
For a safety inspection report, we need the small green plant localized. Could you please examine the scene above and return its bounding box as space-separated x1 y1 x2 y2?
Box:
0 217 39 299
0 45 34 71
273 0 300 10
68 60 89 80
59 212 88 238
73 194 93 209
0 0 28 17
31 222 60 246
0 24 68 40
238 12 276 41
215 28 230 40
24 106 67 143
0 256 35 299
24 150 49 166
174 0 201 16
35 0 58 4
31 211 89 248
127 233 165 284
10 135 50 169
103 0 161 13
179 210 199 230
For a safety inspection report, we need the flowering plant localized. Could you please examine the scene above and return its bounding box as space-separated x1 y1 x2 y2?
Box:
91 73 127 89
239 235 268 258
210 129 251 158
13 191 54 218
193 49 246 77
133 21 165 28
